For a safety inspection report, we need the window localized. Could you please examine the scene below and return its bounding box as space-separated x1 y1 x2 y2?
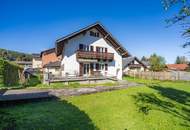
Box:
90 31 94 36
96 47 100 52
96 63 106 71
79 44 83 50
96 63 99 70
79 44 93 52
97 32 99 37
105 48 107 53
90 46 94 52
96 47 107 53
105 64 108 71
90 31 100 37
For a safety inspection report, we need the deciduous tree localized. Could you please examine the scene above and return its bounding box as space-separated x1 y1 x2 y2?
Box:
163 0 190 47
149 53 166 71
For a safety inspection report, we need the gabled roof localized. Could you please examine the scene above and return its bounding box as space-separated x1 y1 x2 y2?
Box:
32 53 40 58
55 22 130 57
122 56 147 69
40 48 55 57
166 64 189 71
141 61 151 66
43 61 61 68
32 53 41 60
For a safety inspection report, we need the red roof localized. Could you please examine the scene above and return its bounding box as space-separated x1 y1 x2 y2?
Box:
166 64 189 71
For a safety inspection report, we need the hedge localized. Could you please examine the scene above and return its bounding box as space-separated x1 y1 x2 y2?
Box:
0 58 23 86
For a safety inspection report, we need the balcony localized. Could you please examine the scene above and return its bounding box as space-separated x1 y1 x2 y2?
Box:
76 50 114 61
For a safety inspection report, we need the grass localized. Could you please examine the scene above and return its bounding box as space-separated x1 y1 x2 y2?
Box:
0 77 190 130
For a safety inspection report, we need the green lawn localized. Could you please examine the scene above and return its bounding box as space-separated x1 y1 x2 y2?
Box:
0 77 190 130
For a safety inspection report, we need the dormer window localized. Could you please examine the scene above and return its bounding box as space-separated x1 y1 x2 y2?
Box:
90 31 99 37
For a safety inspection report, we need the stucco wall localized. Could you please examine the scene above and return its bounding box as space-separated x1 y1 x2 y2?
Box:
123 66 145 73
61 28 123 80
32 58 42 68
44 68 61 76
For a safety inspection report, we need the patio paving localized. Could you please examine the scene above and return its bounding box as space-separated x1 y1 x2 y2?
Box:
0 81 139 102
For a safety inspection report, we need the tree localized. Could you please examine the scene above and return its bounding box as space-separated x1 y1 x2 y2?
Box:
175 56 189 63
175 56 181 64
149 53 166 71
162 0 190 47
141 56 149 62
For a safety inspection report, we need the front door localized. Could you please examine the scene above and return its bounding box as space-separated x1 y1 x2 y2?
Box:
83 64 90 76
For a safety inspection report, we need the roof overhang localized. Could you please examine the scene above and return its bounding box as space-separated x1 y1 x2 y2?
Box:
55 22 131 58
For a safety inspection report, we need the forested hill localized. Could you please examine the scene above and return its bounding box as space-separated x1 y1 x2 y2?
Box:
0 48 33 61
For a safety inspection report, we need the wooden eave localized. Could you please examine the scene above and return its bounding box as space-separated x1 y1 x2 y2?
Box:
55 22 130 57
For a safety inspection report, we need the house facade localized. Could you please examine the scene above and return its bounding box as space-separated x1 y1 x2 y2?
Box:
32 54 42 69
41 48 61 67
123 57 148 73
15 61 32 69
41 48 62 75
42 23 130 80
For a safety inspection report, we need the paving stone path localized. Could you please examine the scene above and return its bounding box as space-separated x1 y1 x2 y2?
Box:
0 81 139 102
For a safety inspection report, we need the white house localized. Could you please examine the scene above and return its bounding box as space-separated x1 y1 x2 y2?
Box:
122 56 148 73
32 54 42 69
43 22 130 80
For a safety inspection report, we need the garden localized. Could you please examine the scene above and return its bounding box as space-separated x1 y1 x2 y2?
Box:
0 77 190 130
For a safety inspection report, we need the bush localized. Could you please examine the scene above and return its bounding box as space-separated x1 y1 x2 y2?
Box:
0 58 23 86
24 74 41 87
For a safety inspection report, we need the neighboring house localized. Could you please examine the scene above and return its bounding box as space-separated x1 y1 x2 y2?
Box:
32 54 42 69
41 22 130 80
15 61 32 69
43 61 61 76
122 56 147 73
41 48 62 66
166 64 189 71
40 48 62 75
141 61 151 69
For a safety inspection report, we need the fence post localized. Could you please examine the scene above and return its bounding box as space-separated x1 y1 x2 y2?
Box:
178 71 180 80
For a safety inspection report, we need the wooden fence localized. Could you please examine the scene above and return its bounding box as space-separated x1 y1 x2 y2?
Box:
124 71 190 81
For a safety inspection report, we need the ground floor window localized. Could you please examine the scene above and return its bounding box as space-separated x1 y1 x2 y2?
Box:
95 63 108 71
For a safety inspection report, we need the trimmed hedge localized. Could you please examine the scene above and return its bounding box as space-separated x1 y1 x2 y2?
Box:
0 59 23 86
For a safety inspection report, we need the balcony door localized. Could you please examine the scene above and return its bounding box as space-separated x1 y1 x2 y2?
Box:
83 63 90 76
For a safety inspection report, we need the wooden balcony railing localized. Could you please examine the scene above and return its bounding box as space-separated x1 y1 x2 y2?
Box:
76 51 114 60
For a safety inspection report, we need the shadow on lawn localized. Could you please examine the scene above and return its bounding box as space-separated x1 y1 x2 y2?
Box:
149 85 190 105
132 84 190 124
0 99 99 130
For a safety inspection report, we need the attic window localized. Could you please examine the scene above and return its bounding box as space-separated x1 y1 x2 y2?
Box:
90 31 99 37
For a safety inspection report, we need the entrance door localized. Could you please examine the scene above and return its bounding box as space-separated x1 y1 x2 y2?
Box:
83 64 90 76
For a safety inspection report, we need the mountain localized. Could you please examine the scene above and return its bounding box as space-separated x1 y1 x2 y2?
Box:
0 48 33 61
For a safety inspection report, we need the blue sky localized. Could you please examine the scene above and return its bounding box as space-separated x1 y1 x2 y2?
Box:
0 0 189 63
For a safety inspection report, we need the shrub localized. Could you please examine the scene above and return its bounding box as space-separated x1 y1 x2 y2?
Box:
24 74 41 87
0 58 23 86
